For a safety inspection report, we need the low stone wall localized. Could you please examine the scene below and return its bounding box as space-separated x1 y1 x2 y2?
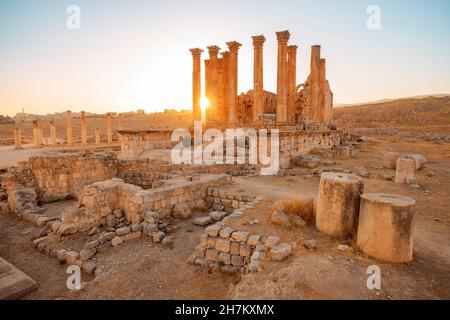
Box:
116 159 180 189
118 130 176 159
61 174 232 231
185 164 258 177
0 152 119 206
205 186 256 212
279 131 342 167
26 153 118 202
189 223 292 273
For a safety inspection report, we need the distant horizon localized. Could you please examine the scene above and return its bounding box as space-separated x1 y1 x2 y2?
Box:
1 93 449 117
1 0 449 116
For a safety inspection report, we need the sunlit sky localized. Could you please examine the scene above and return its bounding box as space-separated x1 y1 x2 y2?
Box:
0 0 449 116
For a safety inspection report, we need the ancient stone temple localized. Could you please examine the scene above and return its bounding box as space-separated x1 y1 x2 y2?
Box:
190 30 334 128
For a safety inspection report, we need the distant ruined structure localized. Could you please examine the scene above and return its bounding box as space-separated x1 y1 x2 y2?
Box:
12 30 339 167
120 30 339 164
190 30 333 127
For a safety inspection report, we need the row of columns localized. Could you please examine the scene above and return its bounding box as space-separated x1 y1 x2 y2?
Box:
13 111 118 149
306 45 330 124
190 30 300 125
190 41 242 125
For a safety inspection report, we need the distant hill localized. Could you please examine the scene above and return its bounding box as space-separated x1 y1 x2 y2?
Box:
333 96 450 135
334 94 450 108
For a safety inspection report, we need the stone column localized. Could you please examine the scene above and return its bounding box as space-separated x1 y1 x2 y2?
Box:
221 51 230 123
383 151 401 169
357 194 415 263
316 172 364 238
118 114 124 143
106 113 113 144
276 30 290 124
94 128 101 144
190 48 203 124
310 45 321 122
118 114 124 131
318 58 326 124
32 121 40 147
38 124 44 146
66 111 73 145
226 41 242 124
287 45 298 123
252 35 266 124
207 46 220 120
50 121 57 146
80 111 87 145
13 128 22 150
395 158 415 184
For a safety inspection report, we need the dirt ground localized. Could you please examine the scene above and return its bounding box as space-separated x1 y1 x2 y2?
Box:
0 133 449 300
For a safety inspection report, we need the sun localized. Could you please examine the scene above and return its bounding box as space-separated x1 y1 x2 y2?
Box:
200 97 209 113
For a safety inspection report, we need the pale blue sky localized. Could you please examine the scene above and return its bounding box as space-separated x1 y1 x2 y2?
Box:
0 0 449 115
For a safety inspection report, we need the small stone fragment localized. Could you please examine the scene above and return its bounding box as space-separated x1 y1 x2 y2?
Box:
111 236 124 247
270 243 292 261
264 236 280 249
115 226 131 236
193 216 212 226
152 231 165 243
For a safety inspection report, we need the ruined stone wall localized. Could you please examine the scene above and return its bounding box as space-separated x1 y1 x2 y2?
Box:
116 159 182 189
184 164 257 177
118 130 176 160
23 153 118 202
236 90 277 125
0 171 37 213
190 223 292 273
191 224 263 273
205 186 256 212
279 131 341 167
62 174 232 230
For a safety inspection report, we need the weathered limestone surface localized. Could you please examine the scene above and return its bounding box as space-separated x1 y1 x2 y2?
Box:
287 45 297 123
205 45 220 123
118 130 175 160
66 111 73 145
32 121 40 147
252 35 266 124
226 41 241 124
395 158 415 184
80 111 87 145
190 48 203 124
276 30 290 123
50 121 57 146
357 194 415 263
0 170 38 213
0 152 118 207
13 128 22 150
316 172 364 238
94 128 101 144
383 151 401 169
406 154 426 170
279 131 341 167
190 223 292 272
69 174 232 229
107 113 113 144
0 257 38 299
